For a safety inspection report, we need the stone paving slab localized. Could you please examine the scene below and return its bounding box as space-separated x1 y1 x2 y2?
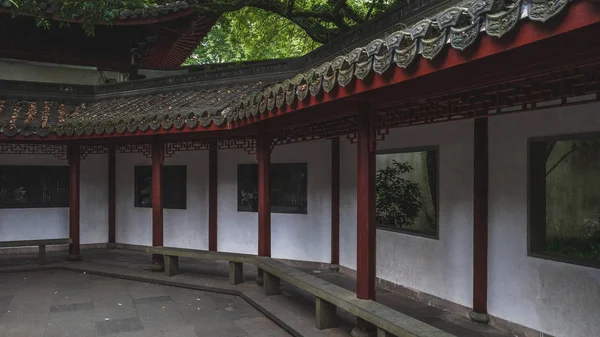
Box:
0 268 295 337
0 249 516 337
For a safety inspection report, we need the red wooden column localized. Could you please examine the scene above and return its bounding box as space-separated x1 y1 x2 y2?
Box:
208 145 218 251
470 117 490 323
331 137 340 268
151 138 165 271
256 134 271 285
68 143 81 261
354 105 377 334
108 145 116 245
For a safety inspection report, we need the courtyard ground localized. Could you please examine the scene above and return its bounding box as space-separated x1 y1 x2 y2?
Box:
0 248 514 337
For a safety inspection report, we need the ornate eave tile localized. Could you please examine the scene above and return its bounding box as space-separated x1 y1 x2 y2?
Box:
127 119 138 133
213 111 225 126
138 117 149 131
149 116 160 131
411 19 432 39
322 67 337 92
186 113 199 129
86 123 96 135
451 18 481 51
331 56 346 71
468 0 497 18
385 31 406 49
347 48 366 64
259 97 267 114
94 123 105 135
338 64 356 87
199 111 211 127
296 82 309 101
285 88 296 106
486 1 521 38
528 0 568 22
3 127 18 137
160 116 173 130
421 30 447 60
394 41 418 68
355 59 373 80
173 114 186 129
366 39 386 57
65 124 75 136
437 7 465 29
37 127 50 137
309 75 323 97
374 47 393 74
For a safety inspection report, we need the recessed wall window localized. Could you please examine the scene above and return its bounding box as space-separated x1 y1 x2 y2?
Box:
529 135 600 266
375 148 438 237
134 166 187 209
237 163 307 214
0 166 69 208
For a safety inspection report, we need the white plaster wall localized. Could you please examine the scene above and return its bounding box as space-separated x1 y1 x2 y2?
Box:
0 59 123 84
339 120 474 308
218 140 332 262
488 103 600 337
80 154 109 244
0 153 107 243
115 151 209 249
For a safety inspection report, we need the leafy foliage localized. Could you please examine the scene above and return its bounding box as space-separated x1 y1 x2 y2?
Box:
6 1 402 63
375 160 423 229
185 7 321 64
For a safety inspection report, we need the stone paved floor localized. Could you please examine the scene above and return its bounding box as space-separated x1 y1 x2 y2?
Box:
0 269 291 337
0 248 516 337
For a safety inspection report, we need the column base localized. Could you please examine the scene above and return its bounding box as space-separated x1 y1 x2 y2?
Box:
67 254 81 262
350 327 376 337
150 262 165 272
469 311 490 324
329 264 340 272
106 243 117 249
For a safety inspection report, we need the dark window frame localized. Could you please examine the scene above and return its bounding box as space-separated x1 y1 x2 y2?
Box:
237 162 308 214
528 132 600 269
0 165 70 209
134 165 187 210
375 146 440 240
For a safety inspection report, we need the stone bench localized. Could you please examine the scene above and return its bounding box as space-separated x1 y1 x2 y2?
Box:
0 238 72 264
146 246 254 285
255 257 457 337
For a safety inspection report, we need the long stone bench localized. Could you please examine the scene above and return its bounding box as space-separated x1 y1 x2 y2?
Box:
146 246 254 285
0 238 72 264
255 257 457 337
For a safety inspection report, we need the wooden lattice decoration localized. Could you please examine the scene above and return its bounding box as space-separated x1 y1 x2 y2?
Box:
0 143 67 160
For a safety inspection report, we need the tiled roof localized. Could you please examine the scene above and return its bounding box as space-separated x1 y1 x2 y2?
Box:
0 0 572 138
0 82 267 137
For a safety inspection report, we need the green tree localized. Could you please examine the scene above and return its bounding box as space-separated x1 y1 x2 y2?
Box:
6 1 402 63
375 160 423 229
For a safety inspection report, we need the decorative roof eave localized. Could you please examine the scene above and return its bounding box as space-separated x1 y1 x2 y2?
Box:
0 1 196 26
219 0 572 124
0 0 587 140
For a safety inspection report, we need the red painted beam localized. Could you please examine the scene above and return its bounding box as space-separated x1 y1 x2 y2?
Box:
331 137 340 266
108 145 116 244
472 117 489 317
257 134 271 258
151 137 164 269
68 143 81 260
208 147 218 251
